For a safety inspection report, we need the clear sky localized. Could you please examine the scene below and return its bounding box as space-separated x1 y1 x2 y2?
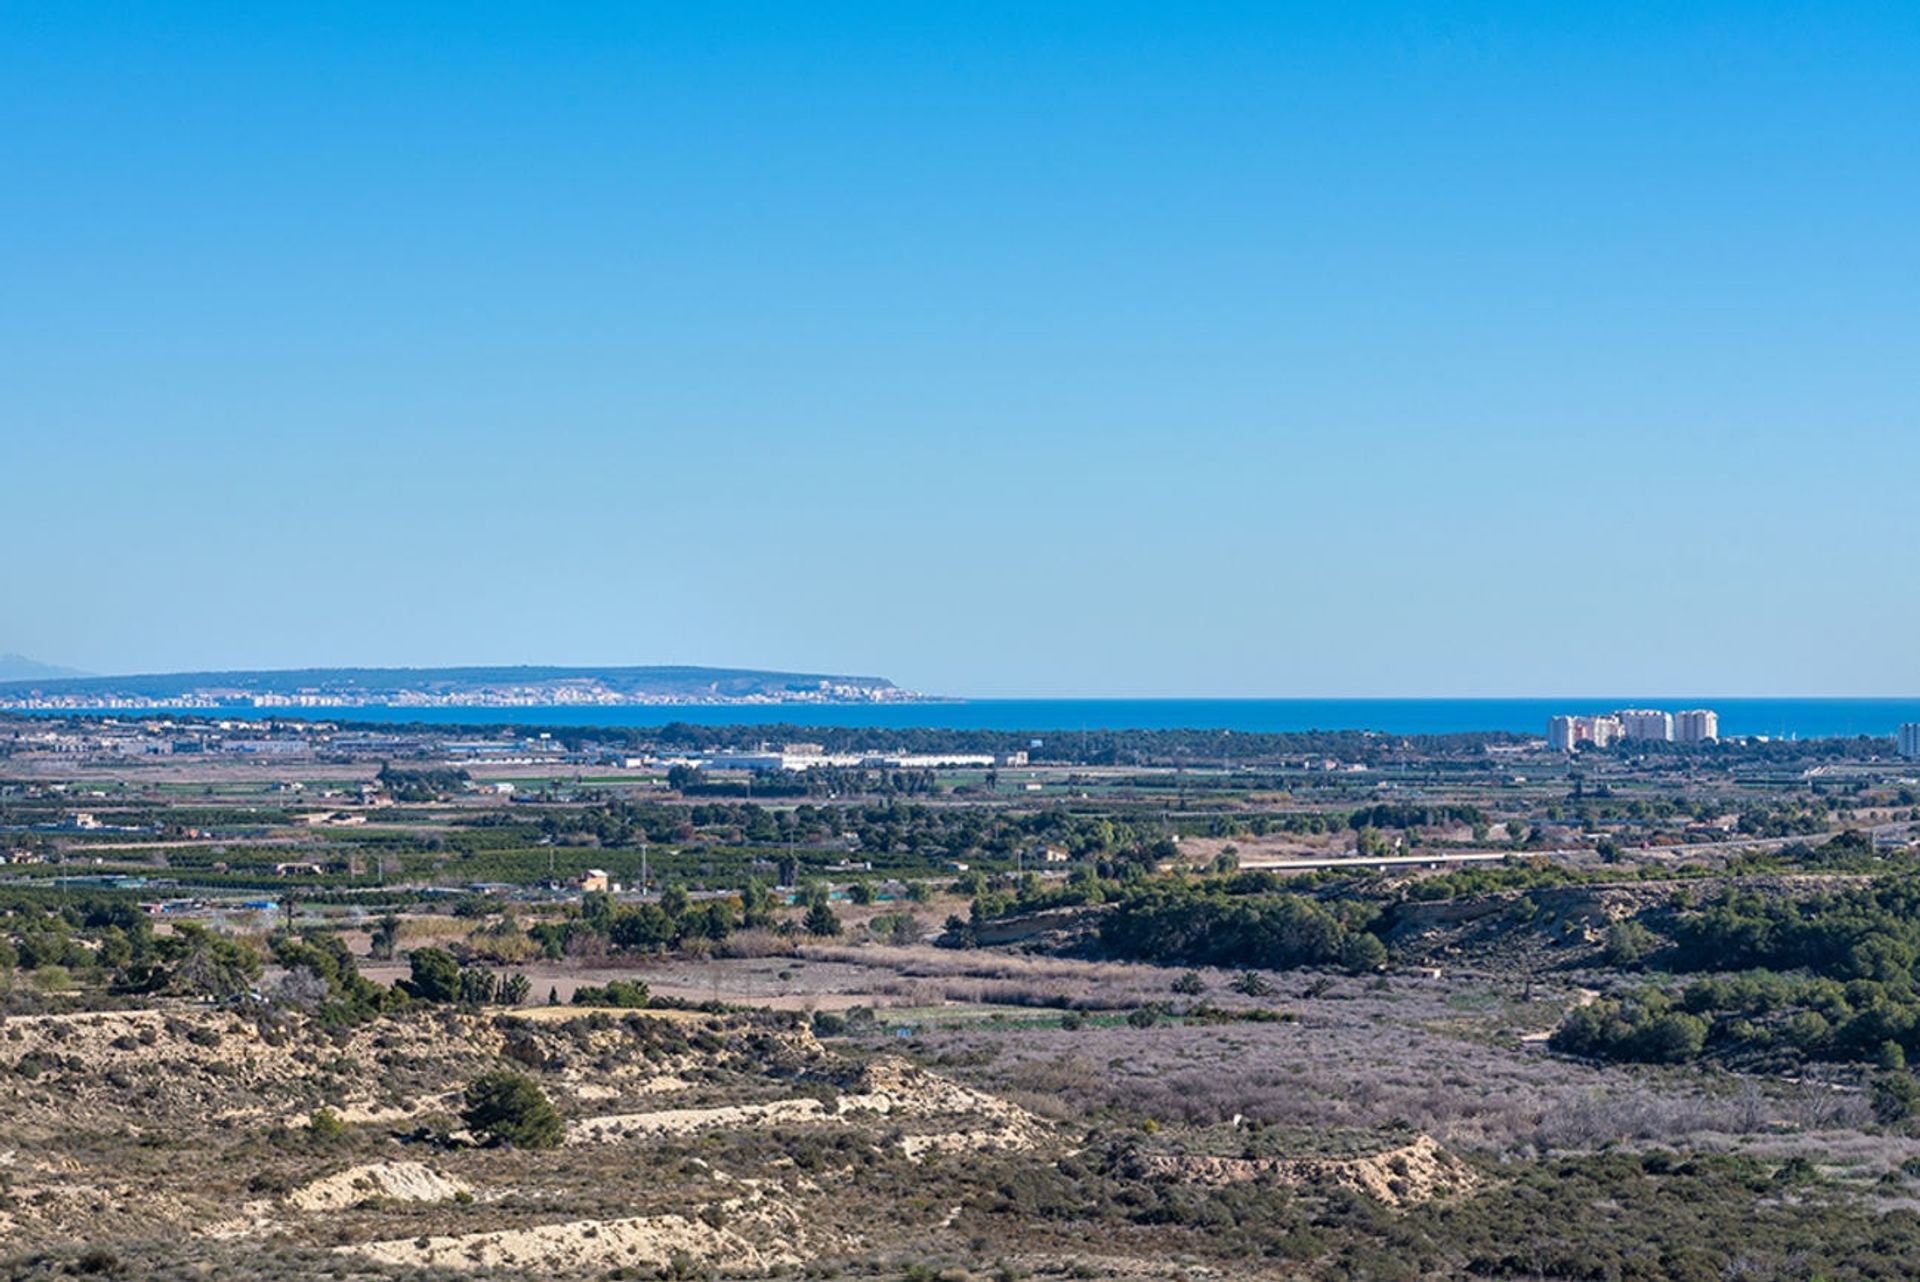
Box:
3 3 1916 697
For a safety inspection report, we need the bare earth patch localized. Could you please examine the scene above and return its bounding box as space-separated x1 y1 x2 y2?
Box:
569 1056 1046 1158
1130 1134 1478 1207
286 1160 471 1211
344 1212 787 1273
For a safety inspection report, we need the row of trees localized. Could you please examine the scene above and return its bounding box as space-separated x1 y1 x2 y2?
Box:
528 797 1187 864
1099 883 1387 973
458 881 850 965
375 764 472 802
0 895 271 1005
1346 803 1488 831
399 947 533 1008
1558 873 1920 1067
1671 877 1920 982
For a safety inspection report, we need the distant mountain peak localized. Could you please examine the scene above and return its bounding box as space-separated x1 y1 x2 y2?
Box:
0 654 91 682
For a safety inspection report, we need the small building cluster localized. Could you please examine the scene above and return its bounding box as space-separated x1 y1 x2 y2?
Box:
650 742 1028 773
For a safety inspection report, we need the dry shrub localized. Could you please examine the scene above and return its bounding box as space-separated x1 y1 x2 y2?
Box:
395 917 471 944
713 930 797 960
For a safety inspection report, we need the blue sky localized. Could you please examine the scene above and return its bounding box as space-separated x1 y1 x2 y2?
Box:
3 3 1916 697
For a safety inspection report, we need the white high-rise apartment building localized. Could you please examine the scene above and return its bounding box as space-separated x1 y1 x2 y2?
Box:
1547 713 1627 751
1551 707 1721 750
1674 709 1720 744
1548 715 1580 753
1615 709 1674 742
1899 723 1920 760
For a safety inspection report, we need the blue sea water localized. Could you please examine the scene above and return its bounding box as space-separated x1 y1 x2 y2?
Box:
29 699 1920 740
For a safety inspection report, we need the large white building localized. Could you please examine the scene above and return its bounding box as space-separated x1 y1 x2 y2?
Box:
1549 707 1720 751
1615 709 1674 742
1899 723 1920 760
1547 716 1580 753
1674 709 1720 744
1547 714 1623 752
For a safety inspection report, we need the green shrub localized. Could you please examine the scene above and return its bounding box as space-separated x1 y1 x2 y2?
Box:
1228 970 1274 997
803 901 843 937
460 1070 564 1149
1601 920 1655 967
401 948 461 1003
1552 993 1707 1064
1340 933 1388 974
1873 1070 1920 1123
571 979 650 1008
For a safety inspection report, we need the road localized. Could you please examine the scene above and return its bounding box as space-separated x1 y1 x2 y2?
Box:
1238 851 1512 872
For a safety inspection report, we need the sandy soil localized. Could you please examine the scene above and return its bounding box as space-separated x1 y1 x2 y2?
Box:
568 1056 1046 1159
287 1160 470 1211
1129 1134 1478 1206
346 1212 782 1273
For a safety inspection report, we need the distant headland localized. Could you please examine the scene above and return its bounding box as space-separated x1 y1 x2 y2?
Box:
0 664 927 711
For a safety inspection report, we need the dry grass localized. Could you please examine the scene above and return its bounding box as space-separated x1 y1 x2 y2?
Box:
793 943 1264 1012
903 971 1877 1156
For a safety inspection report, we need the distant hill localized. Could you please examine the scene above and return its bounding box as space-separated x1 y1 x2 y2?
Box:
0 664 914 707
0 654 90 682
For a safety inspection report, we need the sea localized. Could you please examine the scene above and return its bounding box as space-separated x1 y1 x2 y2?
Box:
22 699 1920 740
